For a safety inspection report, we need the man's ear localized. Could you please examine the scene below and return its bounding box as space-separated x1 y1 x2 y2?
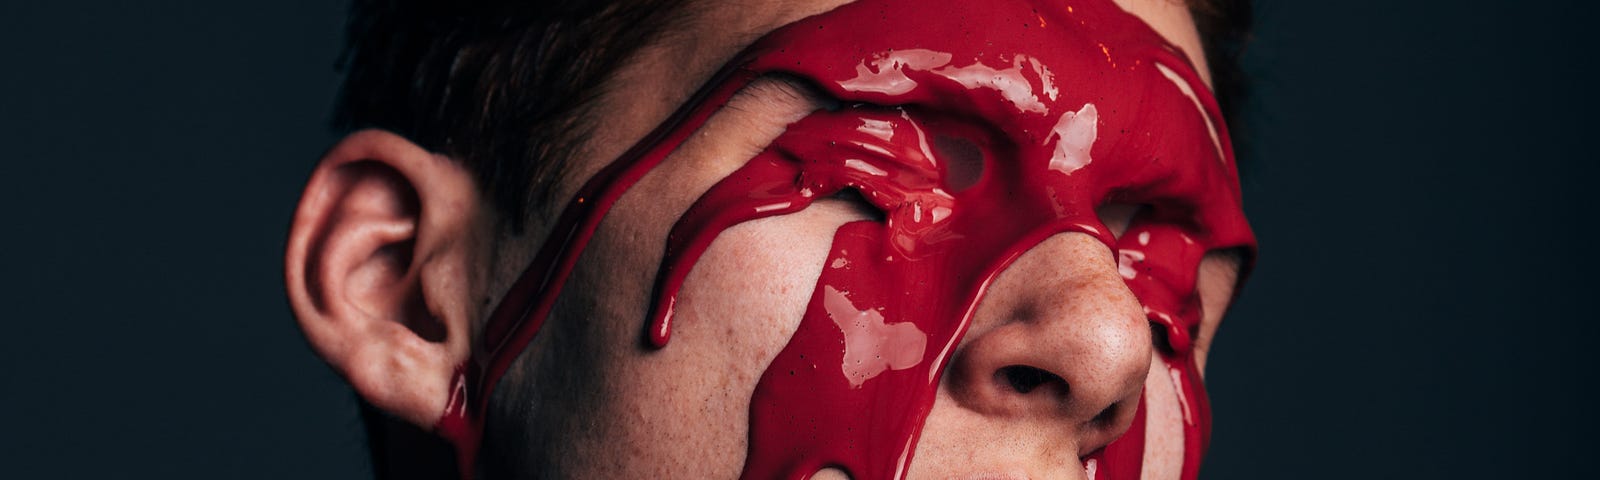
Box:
285 129 484 429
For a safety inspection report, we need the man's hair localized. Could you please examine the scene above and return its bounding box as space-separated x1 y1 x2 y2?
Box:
331 0 1252 476
333 0 1251 233
334 0 690 233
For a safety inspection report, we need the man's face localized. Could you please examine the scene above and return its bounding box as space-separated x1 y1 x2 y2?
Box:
483 0 1248 478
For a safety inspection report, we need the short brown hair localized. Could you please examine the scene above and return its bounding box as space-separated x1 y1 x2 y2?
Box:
334 0 690 232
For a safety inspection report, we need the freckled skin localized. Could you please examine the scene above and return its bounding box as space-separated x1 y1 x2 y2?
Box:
439 1 1252 479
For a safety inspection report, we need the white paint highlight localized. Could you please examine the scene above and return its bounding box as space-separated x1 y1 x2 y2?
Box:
838 49 954 95
1155 63 1225 164
1048 103 1100 174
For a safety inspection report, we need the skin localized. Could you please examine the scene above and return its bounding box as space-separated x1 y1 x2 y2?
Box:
284 1 1243 479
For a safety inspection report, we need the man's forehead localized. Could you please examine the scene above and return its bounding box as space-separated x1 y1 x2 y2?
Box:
672 0 1209 85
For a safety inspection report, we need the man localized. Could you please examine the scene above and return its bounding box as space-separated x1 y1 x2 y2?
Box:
283 0 1255 478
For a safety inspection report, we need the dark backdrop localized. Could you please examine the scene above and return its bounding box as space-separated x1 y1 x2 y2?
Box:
2 0 1593 478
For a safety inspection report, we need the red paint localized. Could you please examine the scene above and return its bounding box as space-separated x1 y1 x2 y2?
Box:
437 1 1255 479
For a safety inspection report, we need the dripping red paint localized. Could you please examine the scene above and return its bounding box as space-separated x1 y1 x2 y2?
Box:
435 0 1256 479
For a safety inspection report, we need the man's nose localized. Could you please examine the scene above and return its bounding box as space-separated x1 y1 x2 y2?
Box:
946 232 1151 455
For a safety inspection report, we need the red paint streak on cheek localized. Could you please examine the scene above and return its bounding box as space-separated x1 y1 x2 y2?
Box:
435 1 1256 479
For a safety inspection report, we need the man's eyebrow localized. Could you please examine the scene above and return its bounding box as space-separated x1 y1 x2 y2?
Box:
721 73 840 115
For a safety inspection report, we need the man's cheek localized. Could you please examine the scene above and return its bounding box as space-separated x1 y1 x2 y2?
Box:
545 210 850 479
673 198 877 360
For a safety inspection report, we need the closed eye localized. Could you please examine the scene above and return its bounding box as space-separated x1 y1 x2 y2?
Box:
1095 203 1145 240
816 188 885 223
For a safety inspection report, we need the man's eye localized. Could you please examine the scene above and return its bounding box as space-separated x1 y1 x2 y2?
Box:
1095 203 1145 239
931 134 985 192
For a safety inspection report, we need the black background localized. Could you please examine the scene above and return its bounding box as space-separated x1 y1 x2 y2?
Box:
2 0 1594 477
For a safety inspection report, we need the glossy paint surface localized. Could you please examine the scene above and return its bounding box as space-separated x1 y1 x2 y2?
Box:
437 1 1255 479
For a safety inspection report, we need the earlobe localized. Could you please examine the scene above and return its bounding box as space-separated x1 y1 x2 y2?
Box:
285 129 484 429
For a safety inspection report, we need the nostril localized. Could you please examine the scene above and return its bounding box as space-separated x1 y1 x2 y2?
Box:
997 365 1062 395
1091 402 1121 429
